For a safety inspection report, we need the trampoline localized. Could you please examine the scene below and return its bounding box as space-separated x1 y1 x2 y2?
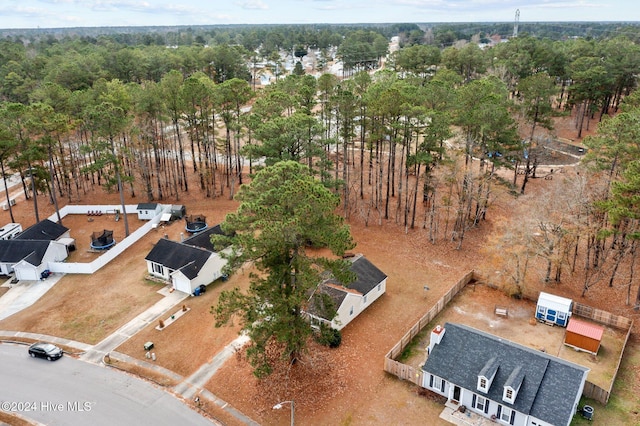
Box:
185 214 207 234
90 229 116 250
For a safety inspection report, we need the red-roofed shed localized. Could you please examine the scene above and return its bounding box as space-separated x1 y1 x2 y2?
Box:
564 317 604 355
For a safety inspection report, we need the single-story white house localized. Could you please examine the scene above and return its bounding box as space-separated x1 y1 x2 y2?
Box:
0 219 72 280
12 241 68 280
144 226 229 294
136 203 162 220
305 254 387 331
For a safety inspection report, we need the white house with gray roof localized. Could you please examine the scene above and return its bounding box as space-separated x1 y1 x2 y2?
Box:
422 323 589 426
305 254 386 331
0 219 71 280
144 226 229 294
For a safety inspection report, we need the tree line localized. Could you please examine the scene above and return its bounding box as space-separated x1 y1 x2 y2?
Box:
0 25 639 301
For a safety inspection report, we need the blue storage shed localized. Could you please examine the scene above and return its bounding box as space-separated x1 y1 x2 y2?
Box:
536 292 573 327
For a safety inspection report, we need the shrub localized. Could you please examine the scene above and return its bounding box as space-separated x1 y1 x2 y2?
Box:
315 324 342 348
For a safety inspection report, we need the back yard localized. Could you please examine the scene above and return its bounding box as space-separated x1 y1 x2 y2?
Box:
402 283 627 395
0 114 639 425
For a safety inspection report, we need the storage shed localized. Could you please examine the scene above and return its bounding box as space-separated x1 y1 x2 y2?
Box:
136 203 162 220
535 292 573 327
565 318 604 355
171 205 186 220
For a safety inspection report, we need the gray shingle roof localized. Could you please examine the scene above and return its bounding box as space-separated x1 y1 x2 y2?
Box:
16 219 68 241
306 284 348 320
307 254 386 322
0 240 51 265
182 225 226 252
345 255 387 294
422 323 588 426
144 238 212 280
136 203 159 210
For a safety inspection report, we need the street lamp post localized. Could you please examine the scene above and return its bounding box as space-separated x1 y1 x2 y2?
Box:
272 400 294 426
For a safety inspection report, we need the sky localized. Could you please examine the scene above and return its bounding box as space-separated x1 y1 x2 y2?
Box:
0 0 638 30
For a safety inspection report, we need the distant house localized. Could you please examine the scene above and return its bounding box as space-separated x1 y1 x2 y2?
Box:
422 323 589 426
0 219 72 280
305 254 387 331
144 227 229 294
136 203 162 220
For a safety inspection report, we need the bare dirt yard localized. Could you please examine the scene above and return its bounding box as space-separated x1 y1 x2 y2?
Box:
0 112 638 426
402 283 626 392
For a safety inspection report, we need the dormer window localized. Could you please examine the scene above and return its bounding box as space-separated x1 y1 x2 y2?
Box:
503 366 524 404
477 357 499 393
478 376 489 392
503 386 516 404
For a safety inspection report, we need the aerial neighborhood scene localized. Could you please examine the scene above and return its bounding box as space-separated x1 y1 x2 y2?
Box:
1 1 640 425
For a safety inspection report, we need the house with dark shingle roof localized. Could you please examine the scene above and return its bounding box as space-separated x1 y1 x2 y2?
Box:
305 254 387 330
144 229 229 294
421 323 589 426
16 219 69 241
0 219 71 280
182 224 226 252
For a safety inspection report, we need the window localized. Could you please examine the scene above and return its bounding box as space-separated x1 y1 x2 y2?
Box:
500 406 512 422
480 377 487 388
472 394 489 414
476 396 487 412
152 263 164 275
429 375 445 393
497 405 516 425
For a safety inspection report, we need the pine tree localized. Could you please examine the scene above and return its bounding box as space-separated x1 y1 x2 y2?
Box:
212 161 355 377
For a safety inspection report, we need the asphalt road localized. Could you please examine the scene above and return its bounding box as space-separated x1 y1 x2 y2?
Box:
0 344 215 426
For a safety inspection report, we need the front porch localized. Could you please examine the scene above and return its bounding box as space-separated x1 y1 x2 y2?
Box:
440 401 497 426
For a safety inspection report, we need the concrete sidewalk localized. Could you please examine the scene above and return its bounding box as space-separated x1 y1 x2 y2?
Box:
0 278 259 425
174 334 250 399
173 333 257 426
0 330 92 353
80 288 188 363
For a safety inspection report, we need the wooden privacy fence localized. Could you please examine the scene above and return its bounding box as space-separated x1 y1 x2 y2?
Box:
572 302 633 330
580 318 633 405
572 302 634 404
383 271 633 406
383 270 477 385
